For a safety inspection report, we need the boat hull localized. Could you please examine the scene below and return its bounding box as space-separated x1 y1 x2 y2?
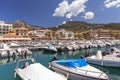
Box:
49 63 108 80
86 58 120 67
42 48 57 53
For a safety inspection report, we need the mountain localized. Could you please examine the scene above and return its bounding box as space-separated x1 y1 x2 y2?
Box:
48 21 120 32
12 20 43 30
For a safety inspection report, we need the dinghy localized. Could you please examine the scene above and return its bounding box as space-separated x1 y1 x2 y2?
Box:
14 58 67 80
49 59 109 80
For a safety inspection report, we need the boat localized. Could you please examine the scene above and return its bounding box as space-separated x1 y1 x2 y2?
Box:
9 42 21 48
49 59 109 80
0 43 32 58
42 43 57 52
86 49 120 67
14 58 67 80
0 43 15 58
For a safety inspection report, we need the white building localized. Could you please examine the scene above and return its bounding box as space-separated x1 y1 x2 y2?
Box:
56 29 74 39
34 29 52 38
0 21 13 37
65 31 74 39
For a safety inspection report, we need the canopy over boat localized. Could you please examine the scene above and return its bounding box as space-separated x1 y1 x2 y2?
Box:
53 59 88 68
15 63 67 80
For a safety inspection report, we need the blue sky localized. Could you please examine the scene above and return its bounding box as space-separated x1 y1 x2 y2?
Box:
0 0 120 27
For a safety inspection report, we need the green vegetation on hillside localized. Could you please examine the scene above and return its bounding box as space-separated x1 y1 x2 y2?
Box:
48 21 120 32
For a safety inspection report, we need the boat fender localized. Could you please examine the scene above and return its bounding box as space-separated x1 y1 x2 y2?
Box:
14 70 16 78
101 60 103 66
66 72 70 80
49 63 52 68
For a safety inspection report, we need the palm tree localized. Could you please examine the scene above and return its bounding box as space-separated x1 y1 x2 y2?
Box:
55 33 59 39
87 30 92 39
59 32 65 39
68 33 72 38
74 32 78 39
109 30 115 37
78 33 84 39
97 29 101 37
45 32 51 39
51 31 56 39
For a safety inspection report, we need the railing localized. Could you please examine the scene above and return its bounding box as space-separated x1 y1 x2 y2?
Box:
16 58 34 68
52 63 109 79
75 67 108 79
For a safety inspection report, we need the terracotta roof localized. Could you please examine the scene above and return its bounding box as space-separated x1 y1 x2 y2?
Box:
19 27 28 30
4 32 17 38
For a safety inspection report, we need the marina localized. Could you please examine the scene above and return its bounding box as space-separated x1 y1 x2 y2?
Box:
1 0 120 80
0 44 120 80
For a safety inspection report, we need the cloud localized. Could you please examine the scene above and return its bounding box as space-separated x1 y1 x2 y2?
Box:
62 21 67 24
116 4 120 7
104 0 110 4
53 0 69 17
104 0 120 8
84 12 94 19
53 0 89 19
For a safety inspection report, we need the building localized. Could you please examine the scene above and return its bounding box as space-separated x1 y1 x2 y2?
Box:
14 27 28 36
114 30 120 35
0 21 13 37
65 31 74 39
3 32 31 42
3 27 31 42
35 29 52 38
27 31 40 41
99 29 114 39
90 30 98 39
56 29 74 39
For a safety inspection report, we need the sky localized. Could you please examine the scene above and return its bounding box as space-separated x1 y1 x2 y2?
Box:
0 0 120 27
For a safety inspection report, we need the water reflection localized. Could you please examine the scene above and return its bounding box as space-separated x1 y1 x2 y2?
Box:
0 55 32 65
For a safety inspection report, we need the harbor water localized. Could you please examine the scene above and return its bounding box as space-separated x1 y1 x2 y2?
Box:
0 46 120 80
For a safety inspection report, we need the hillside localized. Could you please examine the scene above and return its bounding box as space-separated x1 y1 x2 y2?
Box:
48 21 120 32
12 20 43 30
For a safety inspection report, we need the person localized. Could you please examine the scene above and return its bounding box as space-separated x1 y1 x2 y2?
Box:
80 55 83 59
22 62 29 68
7 51 10 59
49 54 58 62
24 50 27 59
84 52 90 58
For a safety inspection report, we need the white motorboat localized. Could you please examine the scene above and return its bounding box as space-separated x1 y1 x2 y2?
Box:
49 59 109 80
42 43 57 52
0 43 32 58
86 50 120 67
14 58 67 80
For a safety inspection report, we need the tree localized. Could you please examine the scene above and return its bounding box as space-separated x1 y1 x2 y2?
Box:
51 31 56 39
59 32 65 39
109 30 115 37
68 33 72 37
115 34 120 39
77 33 84 39
87 30 92 39
55 33 59 39
74 32 78 39
97 29 101 37
82 30 92 40
45 32 51 38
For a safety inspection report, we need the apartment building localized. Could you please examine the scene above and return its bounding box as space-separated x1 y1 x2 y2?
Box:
35 29 52 38
0 21 13 37
56 29 74 39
